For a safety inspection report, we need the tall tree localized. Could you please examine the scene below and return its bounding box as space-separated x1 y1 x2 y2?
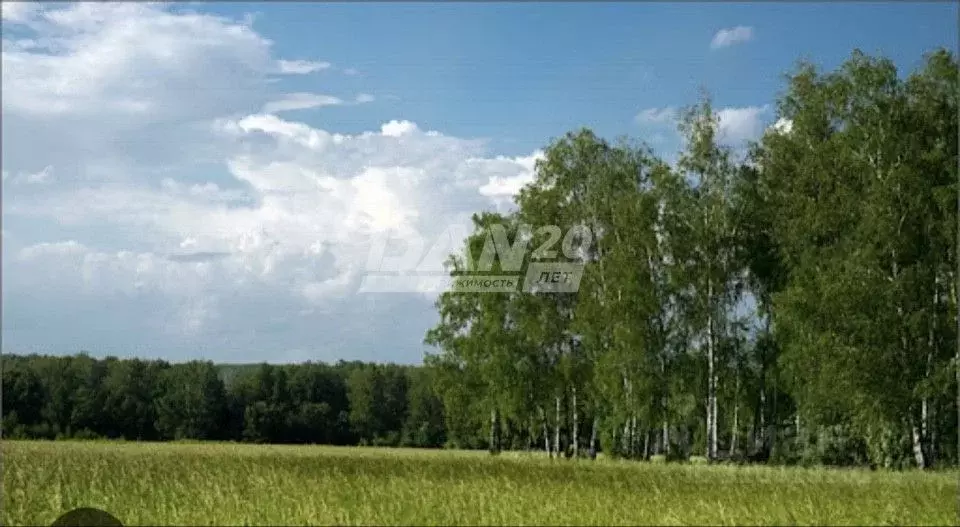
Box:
674 95 745 461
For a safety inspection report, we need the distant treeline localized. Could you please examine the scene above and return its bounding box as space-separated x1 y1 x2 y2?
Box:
1 353 457 449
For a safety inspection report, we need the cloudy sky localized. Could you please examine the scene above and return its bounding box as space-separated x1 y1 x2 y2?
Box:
1 2 955 364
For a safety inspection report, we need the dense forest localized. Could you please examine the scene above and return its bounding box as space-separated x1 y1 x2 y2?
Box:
2 354 448 448
2 49 958 469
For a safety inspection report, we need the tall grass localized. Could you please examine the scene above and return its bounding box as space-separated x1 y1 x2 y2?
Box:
3 440 956 525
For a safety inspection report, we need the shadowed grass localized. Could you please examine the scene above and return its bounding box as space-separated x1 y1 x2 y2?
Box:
3 440 956 525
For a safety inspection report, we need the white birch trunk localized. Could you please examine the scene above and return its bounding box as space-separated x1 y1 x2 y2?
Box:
758 377 767 452
911 417 927 469
707 276 717 461
572 386 579 458
624 419 631 458
489 408 499 455
893 251 926 469
924 284 935 460
588 416 598 460
662 419 669 459
730 396 739 459
795 412 801 453
769 372 779 459
631 416 638 458
929 402 937 463
921 399 930 462
554 395 561 458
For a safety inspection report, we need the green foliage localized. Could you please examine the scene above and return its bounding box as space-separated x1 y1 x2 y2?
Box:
0 354 447 449
424 47 959 470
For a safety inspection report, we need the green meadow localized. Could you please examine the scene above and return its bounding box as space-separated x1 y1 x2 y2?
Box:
3 440 956 526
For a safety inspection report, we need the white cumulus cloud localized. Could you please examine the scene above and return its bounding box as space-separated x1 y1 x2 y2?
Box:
4 165 54 185
262 93 344 113
636 104 770 149
276 59 331 74
710 26 754 50
1 0 41 23
1 3 540 363
716 105 770 145
636 106 678 125
380 120 419 137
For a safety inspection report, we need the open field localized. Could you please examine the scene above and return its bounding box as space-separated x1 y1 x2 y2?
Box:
3 440 957 526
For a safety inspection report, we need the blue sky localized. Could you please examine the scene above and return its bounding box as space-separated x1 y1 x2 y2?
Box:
1 1 956 365
200 1 956 155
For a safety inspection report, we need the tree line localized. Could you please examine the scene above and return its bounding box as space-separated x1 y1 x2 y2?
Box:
425 48 959 469
1 353 451 448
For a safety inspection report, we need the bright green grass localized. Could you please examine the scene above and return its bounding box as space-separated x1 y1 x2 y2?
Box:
3 440 957 525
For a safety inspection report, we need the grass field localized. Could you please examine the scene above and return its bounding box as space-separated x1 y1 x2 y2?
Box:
3 440 957 526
